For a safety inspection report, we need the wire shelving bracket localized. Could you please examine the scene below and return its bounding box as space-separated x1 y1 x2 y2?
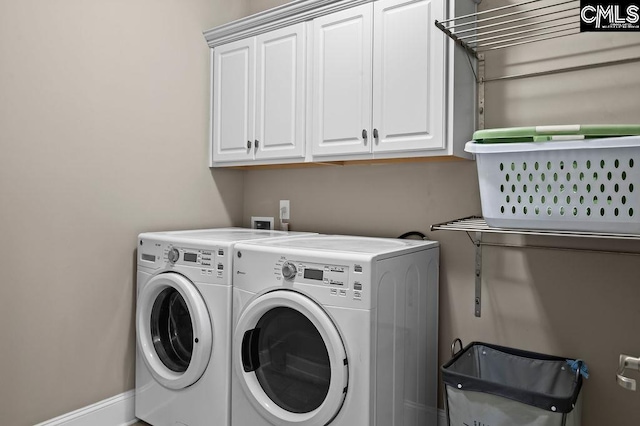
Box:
431 216 640 317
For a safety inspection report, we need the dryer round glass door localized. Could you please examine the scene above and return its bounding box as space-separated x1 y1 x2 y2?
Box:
234 290 348 426
137 272 213 390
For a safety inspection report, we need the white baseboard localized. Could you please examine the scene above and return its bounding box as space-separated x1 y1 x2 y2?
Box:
33 390 444 426
34 390 136 426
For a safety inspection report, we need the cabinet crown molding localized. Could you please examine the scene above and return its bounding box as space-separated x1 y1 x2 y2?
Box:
203 0 372 48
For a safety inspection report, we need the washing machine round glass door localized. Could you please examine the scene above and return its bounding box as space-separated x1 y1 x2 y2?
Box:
234 289 348 426
137 272 212 390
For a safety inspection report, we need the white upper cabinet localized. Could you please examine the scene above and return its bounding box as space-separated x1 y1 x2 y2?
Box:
211 23 306 166
255 24 306 161
311 4 373 157
373 0 445 154
212 37 255 164
311 0 446 159
204 0 474 167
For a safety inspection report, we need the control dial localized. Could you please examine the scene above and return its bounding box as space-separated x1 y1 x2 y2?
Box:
281 262 297 280
168 247 180 263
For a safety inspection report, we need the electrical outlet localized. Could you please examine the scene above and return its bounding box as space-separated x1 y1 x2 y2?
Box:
280 200 290 220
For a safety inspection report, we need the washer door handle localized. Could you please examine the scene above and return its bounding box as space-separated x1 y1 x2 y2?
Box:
241 328 261 372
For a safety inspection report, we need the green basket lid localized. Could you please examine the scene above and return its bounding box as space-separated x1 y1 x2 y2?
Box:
473 125 640 143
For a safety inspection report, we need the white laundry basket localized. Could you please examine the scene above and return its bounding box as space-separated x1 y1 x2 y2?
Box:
466 127 640 233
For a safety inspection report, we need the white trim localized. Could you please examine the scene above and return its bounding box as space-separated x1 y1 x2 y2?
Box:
33 391 446 426
34 390 136 426
208 49 214 168
203 0 372 48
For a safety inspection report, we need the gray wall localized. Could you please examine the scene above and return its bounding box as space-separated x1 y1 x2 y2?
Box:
0 1 245 425
242 0 640 424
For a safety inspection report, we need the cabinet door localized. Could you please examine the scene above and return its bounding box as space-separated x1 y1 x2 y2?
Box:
311 4 373 157
255 23 306 161
212 38 255 164
372 0 446 154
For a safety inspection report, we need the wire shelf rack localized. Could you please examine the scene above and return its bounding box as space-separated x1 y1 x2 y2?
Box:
435 0 580 58
431 216 640 317
431 216 640 241
435 0 640 129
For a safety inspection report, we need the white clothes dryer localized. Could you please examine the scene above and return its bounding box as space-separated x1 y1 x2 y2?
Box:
231 235 440 426
135 228 313 426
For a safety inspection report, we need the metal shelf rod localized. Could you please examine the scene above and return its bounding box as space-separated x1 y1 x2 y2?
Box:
472 21 575 45
453 5 577 35
458 16 572 43
478 30 580 52
443 0 577 30
476 24 580 48
439 0 550 25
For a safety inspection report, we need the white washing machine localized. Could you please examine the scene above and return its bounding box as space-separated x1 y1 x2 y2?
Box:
135 228 313 426
231 235 440 426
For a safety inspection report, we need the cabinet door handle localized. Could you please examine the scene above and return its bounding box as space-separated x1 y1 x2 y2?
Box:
373 128 379 142
247 140 252 149
362 129 368 142
255 140 259 148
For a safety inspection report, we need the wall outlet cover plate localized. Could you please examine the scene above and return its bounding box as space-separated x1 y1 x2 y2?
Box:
251 216 274 230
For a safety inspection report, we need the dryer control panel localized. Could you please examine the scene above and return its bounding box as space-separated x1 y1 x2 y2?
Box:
279 260 351 288
232 247 372 308
267 256 367 304
291 262 349 288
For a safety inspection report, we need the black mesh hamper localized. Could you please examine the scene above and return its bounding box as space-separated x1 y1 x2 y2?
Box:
442 341 584 426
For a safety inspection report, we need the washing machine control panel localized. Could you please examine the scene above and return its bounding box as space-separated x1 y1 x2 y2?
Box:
160 245 226 278
139 239 231 283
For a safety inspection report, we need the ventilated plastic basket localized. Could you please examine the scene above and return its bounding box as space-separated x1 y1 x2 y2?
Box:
465 135 640 233
442 341 583 426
